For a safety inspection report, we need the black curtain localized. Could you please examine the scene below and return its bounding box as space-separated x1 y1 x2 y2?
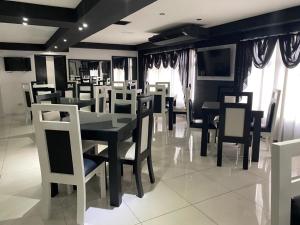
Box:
252 37 277 69
113 58 126 69
154 54 161 69
279 33 300 69
161 53 170 68
234 41 253 91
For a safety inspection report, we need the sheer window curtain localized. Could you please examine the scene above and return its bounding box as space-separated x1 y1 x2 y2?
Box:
245 43 300 141
146 64 185 107
113 68 125 81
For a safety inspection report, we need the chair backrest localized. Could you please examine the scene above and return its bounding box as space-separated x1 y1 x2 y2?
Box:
156 82 170 96
21 83 33 108
185 87 191 125
32 87 56 103
135 95 154 160
32 104 85 185
265 89 281 133
77 84 93 111
112 81 125 90
218 92 253 143
271 139 300 225
65 81 77 98
151 85 166 114
94 86 106 113
36 92 61 104
125 80 138 89
111 89 137 114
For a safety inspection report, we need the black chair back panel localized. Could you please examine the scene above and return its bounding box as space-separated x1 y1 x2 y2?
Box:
116 93 123 99
45 130 74 174
115 104 131 114
98 98 104 112
25 91 32 107
153 95 162 113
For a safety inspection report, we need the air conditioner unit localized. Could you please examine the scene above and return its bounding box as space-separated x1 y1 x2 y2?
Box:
149 24 209 46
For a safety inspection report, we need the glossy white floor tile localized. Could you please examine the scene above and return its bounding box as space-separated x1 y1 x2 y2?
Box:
0 114 275 225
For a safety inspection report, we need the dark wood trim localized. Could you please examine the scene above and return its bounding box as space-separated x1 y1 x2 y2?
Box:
72 42 137 51
0 42 46 51
46 0 157 51
0 1 77 28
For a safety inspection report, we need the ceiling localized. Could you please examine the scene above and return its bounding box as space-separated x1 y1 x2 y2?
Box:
83 0 300 45
6 0 81 8
0 23 57 44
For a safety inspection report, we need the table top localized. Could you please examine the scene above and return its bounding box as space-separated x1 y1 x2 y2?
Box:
202 101 264 117
79 112 137 141
60 97 95 108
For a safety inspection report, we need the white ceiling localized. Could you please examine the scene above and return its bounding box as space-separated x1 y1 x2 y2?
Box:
83 0 300 45
6 0 81 8
0 23 57 44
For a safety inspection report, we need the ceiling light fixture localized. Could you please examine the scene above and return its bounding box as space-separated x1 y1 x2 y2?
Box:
83 23 88 28
78 26 83 31
23 17 28 22
22 22 28 26
159 12 165 16
196 18 202 21
54 46 58 49
63 39 67 42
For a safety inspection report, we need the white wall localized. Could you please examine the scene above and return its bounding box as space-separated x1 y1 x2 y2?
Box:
0 48 137 115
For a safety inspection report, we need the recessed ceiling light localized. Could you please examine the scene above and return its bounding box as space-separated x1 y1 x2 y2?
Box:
54 46 58 49
196 18 202 21
78 26 83 31
22 22 28 26
63 39 67 42
83 23 88 28
159 12 165 16
23 17 28 22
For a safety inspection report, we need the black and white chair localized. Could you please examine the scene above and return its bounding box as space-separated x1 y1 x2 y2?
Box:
32 104 106 225
173 87 191 125
98 95 155 197
77 84 93 112
252 89 281 149
156 82 170 96
65 81 77 98
217 92 253 169
21 83 34 123
111 89 137 114
94 86 106 113
125 80 138 89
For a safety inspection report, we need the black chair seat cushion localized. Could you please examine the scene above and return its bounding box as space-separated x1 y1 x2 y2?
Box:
83 158 102 176
291 196 300 225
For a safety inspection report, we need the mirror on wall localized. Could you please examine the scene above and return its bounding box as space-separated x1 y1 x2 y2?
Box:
68 59 111 84
112 56 137 83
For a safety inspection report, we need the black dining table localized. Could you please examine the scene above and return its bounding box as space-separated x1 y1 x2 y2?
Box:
80 112 137 207
201 101 264 162
59 97 95 109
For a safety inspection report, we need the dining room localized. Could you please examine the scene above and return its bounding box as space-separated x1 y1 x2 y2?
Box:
1 1 300 225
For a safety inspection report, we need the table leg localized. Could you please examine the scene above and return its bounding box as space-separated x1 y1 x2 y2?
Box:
108 138 122 206
168 98 173 130
201 113 209 156
252 116 262 162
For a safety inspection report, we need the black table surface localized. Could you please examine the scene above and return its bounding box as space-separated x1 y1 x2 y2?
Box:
59 97 95 108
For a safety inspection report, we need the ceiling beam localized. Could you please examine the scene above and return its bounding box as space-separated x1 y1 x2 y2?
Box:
46 0 157 51
0 1 77 28
72 42 137 51
0 42 46 51
209 5 300 37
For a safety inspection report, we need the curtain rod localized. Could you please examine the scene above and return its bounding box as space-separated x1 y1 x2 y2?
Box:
240 31 300 42
142 46 193 56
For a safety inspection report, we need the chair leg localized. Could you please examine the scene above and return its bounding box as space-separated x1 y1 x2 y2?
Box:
147 156 155 183
42 181 51 220
243 144 249 170
134 164 144 198
217 141 223 167
97 163 106 198
121 163 124 176
76 184 86 225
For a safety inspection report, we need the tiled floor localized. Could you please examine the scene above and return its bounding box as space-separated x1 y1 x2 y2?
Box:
0 114 272 225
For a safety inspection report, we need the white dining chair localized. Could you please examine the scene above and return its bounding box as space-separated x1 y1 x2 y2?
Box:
32 104 106 225
111 89 137 114
112 81 125 90
78 84 93 112
156 82 170 96
21 83 33 123
94 86 106 113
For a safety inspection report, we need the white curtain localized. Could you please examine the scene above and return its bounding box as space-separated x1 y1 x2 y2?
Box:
245 43 300 141
113 68 125 81
188 49 197 102
147 65 185 107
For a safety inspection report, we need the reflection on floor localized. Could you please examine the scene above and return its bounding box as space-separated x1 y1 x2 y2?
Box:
0 114 272 225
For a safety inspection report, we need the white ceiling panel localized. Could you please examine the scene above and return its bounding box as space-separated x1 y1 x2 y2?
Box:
6 0 81 8
83 0 300 45
0 23 57 44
